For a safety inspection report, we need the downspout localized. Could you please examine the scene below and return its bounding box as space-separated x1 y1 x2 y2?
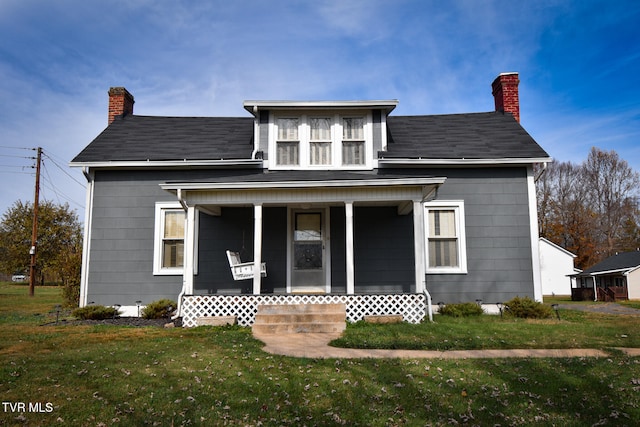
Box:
423 284 433 322
592 274 598 301
172 189 188 320
78 167 94 307
250 105 260 160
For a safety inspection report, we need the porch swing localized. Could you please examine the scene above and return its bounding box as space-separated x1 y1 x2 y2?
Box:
226 250 267 281
226 232 266 281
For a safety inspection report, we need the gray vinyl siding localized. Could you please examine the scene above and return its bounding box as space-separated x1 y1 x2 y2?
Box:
424 167 535 304
372 109 382 154
86 166 535 305
355 206 415 293
86 170 183 306
258 111 269 160
329 207 347 293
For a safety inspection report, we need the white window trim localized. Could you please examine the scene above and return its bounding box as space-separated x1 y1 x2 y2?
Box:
153 201 186 276
269 112 373 170
424 200 467 274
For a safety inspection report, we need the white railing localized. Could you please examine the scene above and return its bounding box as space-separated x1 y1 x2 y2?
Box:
180 293 427 327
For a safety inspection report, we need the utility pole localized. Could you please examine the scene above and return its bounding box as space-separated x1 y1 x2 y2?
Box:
29 147 42 297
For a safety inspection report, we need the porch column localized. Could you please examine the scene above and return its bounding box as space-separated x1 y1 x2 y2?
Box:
183 206 197 295
345 202 355 294
413 200 426 293
253 204 263 295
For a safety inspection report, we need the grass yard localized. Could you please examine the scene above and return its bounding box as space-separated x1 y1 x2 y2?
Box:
332 307 640 351
1 283 639 426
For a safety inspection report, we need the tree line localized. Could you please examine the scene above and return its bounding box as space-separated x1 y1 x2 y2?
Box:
0 200 82 305
536 147 640 269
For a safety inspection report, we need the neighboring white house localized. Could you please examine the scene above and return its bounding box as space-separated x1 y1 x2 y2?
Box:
539 237 579 296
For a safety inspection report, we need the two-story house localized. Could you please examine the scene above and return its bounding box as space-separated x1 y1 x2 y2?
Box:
71 73 551 326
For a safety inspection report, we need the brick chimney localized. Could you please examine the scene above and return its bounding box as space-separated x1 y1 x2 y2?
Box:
108 87 135 124
491 72 520 122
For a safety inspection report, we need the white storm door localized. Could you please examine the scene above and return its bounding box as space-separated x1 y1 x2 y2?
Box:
290 211 327 293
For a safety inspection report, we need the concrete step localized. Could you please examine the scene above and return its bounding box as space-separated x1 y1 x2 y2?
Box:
253 303 346 334
255 313 347 324
252 322 345 334
256 303 345 314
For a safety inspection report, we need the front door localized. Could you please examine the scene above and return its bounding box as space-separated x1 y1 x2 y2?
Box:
291 211 327 293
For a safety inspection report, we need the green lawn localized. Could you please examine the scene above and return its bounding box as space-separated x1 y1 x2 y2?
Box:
332 307 640 350
1 283 639 426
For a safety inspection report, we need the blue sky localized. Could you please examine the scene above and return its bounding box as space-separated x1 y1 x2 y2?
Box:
1 0 639 220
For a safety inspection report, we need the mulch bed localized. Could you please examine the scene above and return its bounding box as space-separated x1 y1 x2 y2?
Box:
42 317 182 327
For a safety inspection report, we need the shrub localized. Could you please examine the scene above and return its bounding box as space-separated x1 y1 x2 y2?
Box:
72 305 120 320
504 296 553 319
439 302 484 317
62 280 80 308
141 299 177 319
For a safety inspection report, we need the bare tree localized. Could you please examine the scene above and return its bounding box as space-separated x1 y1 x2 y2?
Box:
583 147 640 257
536 147 640 269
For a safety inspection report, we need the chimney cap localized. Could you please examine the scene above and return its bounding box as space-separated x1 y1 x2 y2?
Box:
108 87 135 100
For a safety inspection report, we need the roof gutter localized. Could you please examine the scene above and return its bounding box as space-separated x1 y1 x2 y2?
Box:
69 159 264 169
378 157 552 166
580 267 635 276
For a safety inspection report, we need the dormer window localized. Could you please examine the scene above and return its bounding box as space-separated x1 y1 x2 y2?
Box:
271 113 371 170
309 117 332 165
276 118 300 165
342 117 365 165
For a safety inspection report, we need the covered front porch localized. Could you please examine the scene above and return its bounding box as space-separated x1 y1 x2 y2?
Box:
160 172 445 324
572 273 630 302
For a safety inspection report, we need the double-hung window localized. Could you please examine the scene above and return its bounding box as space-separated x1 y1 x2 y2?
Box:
341 117 365 165
154 202 185 275
276 118 300 166
424 201 467 274
309 117 332 165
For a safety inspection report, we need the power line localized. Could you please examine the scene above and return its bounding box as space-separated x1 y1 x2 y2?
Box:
0 145 33 150
0 153 35 159
41 151 86 188
40 161 84 209
0 164 35 169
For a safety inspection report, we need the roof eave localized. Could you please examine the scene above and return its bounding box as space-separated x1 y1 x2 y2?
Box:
579 267 636 276
69 159 263 168
378 157 552 166
243 100 399 116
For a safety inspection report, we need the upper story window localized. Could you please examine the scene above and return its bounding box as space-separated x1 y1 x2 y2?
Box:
342 117 365 165
271 113 371 170
309 117 332 165
276 118 300 166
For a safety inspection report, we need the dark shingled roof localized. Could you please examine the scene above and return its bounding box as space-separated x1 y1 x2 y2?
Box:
383 112 548 159
579 251 640 275
72 110 549 163
72 115 254 162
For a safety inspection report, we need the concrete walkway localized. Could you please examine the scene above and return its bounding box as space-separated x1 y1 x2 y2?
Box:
253 332 640 359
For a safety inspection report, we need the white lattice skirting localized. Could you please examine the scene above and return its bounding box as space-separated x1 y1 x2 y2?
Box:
180 294 427 328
